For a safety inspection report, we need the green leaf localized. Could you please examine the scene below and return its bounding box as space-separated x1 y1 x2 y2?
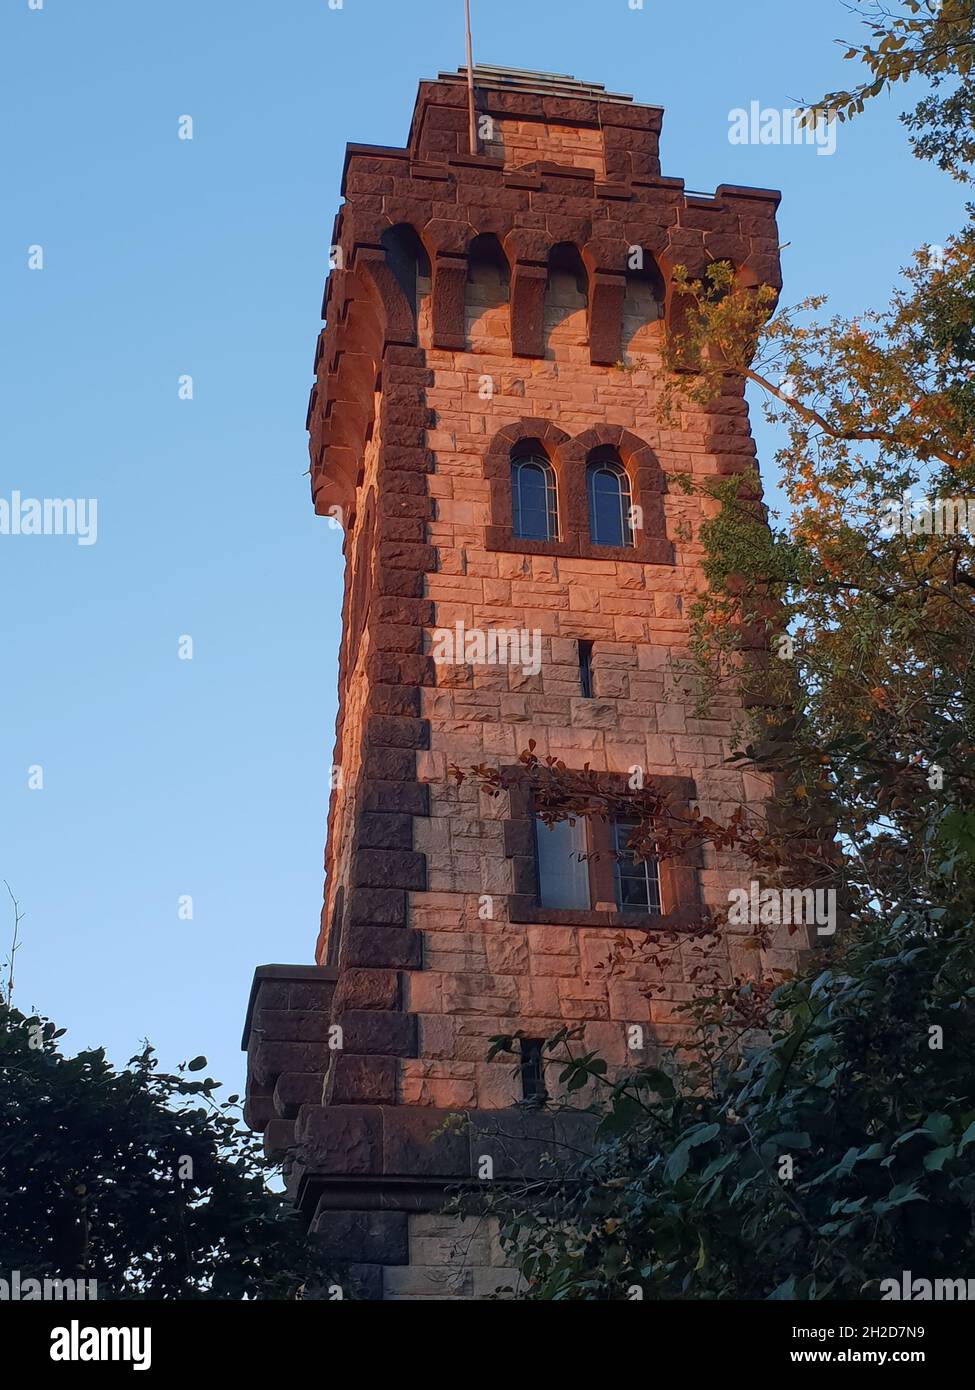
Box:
664 1141 691 1183
923 1145 955 1172
876 1183 926 1211
640 1068 676 1099
957 1120 975 1154
923 1112 953 1145
686 1122 721 1148
769 1276 797 1300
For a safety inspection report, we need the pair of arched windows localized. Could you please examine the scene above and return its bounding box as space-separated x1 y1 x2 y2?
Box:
511 448 634 547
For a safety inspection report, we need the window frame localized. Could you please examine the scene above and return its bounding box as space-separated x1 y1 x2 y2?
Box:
510 452 560 543
503 768 701 930
611 818 662 916
534 811 661 917
586 452 634 548
484 421 674 566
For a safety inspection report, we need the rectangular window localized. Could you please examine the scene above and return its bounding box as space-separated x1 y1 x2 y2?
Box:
612 819 661 914
535 814 591 910
519 1038 548 1103
578 640 593 698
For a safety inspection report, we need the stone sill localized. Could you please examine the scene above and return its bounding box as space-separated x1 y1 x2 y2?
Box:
507 898 701 931
484 529 675 566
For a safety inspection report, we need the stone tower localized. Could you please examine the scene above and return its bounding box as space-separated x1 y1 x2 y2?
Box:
242 66 785 1299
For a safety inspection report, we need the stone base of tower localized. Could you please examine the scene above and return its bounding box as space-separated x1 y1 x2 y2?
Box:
307 1213 521 1301
243 963 595 1300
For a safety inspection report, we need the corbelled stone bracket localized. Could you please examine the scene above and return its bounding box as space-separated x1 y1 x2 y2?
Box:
242 964 339 1154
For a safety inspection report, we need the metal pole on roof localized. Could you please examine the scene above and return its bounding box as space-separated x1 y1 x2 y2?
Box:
464 0 478 154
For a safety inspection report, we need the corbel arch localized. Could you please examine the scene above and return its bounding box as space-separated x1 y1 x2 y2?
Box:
464 233 511 353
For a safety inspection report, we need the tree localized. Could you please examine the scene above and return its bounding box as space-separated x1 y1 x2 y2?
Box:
0 998 332 1299
814 0 975 183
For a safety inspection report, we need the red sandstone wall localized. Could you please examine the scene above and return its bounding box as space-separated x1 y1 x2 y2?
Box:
480 116 606 177
402 285 777 1109
306 71 791 1115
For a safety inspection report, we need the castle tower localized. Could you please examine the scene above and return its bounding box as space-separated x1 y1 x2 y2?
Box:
242 67 786 1300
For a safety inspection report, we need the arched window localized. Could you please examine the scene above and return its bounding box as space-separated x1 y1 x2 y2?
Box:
586 451 633 547
511 451 558 542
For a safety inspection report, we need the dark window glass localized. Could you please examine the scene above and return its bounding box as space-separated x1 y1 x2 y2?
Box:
535 814 590 910
612 819 661 915
587 457 633 547
520 1039 548 1103
578 640 593 698
512 456 558 541
325 886 345 966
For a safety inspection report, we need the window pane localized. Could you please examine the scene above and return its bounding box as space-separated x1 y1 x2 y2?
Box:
613 820 661 914
535 815 590 910
512 460 556 541
587 464 633 547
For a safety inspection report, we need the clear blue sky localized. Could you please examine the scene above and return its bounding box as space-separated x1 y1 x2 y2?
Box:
1 0 966 1096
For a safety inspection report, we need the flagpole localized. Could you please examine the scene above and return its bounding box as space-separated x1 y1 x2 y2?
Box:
464 0 478 154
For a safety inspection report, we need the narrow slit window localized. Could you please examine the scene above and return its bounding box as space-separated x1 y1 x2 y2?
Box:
519 1039 548 1103
325 886 345 966
578 640 593 698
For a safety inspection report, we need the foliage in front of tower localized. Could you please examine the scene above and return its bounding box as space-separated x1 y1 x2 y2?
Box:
461 1 975 1299
479 906 975 1300
0 999 333 1299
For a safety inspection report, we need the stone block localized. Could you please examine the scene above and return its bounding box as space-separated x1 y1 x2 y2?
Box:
382 1107 470 1179
330 1054 398 1105
273 1072 324 1117
340 1010 417 1058
383 1264 473 1298
295 1105 381 1176
311 1210 409 1268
